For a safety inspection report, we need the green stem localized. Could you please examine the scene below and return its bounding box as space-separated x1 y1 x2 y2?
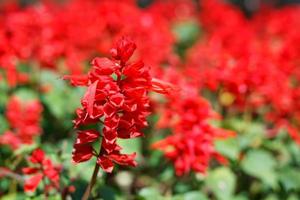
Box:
81 160 100 200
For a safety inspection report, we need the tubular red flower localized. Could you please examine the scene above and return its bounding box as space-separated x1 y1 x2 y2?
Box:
0 97 43 149
22 149 60 193
65 36 171 173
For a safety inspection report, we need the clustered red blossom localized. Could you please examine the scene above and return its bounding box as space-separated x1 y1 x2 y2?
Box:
0 0 175 87
153 69 235 176
65 37 169 172
0 96 42 149
185 0 300 142
22 149 60 193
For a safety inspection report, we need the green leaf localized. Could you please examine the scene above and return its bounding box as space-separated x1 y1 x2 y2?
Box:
173 20 200 47
241 150 277 188
279 168 300 191
205 167 236 200
263 194 279 200
13 143 37 156
215 138 239 160
238 123 265 149
0 115 9 134
117 138 142 157
183 191 208 200
99 186 117 200
138 187 164 200
40 70 83 119
14 88 38 101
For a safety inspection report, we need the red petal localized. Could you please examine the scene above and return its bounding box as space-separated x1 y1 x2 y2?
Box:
103 130 118 142
72 145 94 163
111 37 136 63
108 153 137 167
86 80 99 117
22 167 39 175
44 168 60 183
103 102 117 118
24 174 43 192
151 78 176 95
75 130 100 145
91 57 117 75
103 115 120 132
29 149 45 164
123 60 144 77
109 93 124 107
97 156 114 173
101 139 117 154
63 75 89 86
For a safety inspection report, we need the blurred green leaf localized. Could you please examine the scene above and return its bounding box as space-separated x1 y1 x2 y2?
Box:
99 186 117 200
215 138 240 160
279 168 300 191
14 88 38 101
287 194 299 200
173 20 200 47
138 187 163 200
13 143 37 156
263 194 279 200
1 193 26 200
183 191 208 200
241 149 277 188
0 115 8 134
40 70 83 119
238 123 265 149
117 138 142 160
205 167 236 200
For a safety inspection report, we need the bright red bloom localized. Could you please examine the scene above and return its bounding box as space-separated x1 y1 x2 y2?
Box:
65 37 170 173
0 96 43 149
22 149 61 193
153 69 235 176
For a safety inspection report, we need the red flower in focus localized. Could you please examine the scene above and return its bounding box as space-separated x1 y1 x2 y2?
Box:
65 36 170 173
0 96 43 149
22 149 60 193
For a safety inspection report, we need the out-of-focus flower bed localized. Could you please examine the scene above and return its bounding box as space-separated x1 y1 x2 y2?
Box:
0 0 300 199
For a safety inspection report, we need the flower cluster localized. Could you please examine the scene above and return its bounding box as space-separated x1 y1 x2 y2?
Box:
153 69 235 175
0 96 42 149
0 0 175 87
65 37 169 172
22 149 60 193
185 0 300 140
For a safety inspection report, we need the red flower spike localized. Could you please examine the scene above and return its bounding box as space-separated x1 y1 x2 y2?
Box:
23 149 60 193
65 36 171 174
0 97 43 149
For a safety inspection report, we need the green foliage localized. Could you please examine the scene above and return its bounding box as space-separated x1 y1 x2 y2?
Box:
241 150 277 188
205 167 236 200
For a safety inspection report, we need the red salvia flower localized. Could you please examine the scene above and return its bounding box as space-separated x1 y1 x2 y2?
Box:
0 96 43 149
152 69 235 176
65 36 170 173
22 149 61 193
